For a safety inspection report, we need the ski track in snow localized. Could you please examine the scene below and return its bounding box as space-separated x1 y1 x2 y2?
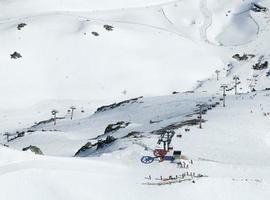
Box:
0 0 181 22
161 8 174 25
220 9 261 47
0 10 189 39
199 0 213 44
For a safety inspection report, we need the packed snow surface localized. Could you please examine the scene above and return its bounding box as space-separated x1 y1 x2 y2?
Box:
1 0 270 199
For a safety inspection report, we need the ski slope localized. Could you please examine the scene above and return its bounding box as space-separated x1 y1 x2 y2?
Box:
0 0 270 199
1 90 270 200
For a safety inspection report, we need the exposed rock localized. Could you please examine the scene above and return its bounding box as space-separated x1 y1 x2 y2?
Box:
194 103 218 114
122 131 143 139
232 54 255 61
251 3 268 12
91 32 99 36
149 119 162 124
22 145 43 155
10 52 22 59
31 117 65 128
150 102 217 135
151 119 203 135
4 131 26 142
103 25 114 31
184 91 195 94
95 96 143 113
74 136 117 156
74 142 92 156
17 23 27 30
253 61 268 70
17 131 25 137
104 121 130 134
96 136 116 150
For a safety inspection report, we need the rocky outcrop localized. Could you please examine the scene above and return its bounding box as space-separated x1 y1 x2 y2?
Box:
74 142 92 156
91 32 99 36
10 52 22 59
95 96 143 113
17 23 27 30
22 145 43 155
31 117 65 128
103 25 114 31
96 136 116 149
122 131 143 139
74 136 117 157
4 131 26 142
151 119 203 135
151 102 218 135
251 3 268 12
104 121 130 134
253 61 268 70
232 54 255 61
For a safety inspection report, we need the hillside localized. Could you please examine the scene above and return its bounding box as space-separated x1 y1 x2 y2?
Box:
0 0 270 200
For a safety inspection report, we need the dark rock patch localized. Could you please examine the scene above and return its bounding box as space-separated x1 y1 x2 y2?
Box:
91 32 99 36
184 91 195 94
17 23 27 30
122 131 143 139
22 145 43 155
10 52 22 59
251 3 268 12
95 96 143 113
151 102 218 135
103 25 114 31
3 131 26 142
74 142 92 156
96 136 116 150
151 118 204 135
74 136 117 157
253 61 268 70
104 121 130 134
149 119 163 124
232 54 255 61
31 117 65 128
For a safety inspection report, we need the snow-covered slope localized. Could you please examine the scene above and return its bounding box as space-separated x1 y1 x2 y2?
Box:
1 0 270 199
1 0 269 110
1 90 270 200
0 0 225 109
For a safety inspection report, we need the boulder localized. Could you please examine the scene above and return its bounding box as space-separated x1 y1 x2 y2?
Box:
22 145 43 155
17 23 27 30
103 25 114 31
10 52 22 59
91 32 99 36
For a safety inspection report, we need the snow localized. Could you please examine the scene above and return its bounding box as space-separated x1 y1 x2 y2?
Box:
0 0 223 110
0 0 270 199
